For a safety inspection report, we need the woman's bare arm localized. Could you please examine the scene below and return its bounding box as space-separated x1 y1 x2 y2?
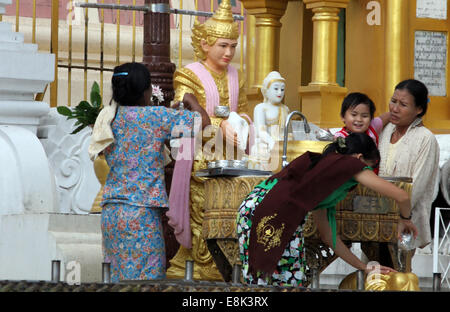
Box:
353 169 418 238
312 209 396 274
172 93 211 129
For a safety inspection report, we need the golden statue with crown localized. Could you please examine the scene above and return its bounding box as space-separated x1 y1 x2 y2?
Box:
166 0 249 280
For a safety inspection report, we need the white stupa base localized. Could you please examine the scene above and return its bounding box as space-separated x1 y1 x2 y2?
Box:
0 213 102 283
0 2 104 285
0 125 57 214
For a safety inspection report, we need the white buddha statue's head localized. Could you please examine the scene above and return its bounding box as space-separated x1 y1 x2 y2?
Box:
261 71 286 105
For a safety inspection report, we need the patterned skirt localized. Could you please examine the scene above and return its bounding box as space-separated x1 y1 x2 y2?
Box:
236 185 307 287
101 203 166 282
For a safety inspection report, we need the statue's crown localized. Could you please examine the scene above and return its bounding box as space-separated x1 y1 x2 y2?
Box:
191 0 240 60
203 0 239 40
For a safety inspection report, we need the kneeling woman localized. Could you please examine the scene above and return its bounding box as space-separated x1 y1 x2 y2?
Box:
237 133 418 287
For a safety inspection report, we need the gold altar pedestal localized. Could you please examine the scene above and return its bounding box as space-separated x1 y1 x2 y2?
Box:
202 141 330 282
203 175 269 282
202 171 413 284
166 174 224 281
195 140 329 282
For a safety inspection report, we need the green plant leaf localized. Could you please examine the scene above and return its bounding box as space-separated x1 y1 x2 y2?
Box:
77 101 93 110
56 80 102 135
71 124 86 134
91 81 100 95
76 116 89 123
90 82 102 108
86 110 99 120
91 93 102 108
56 106 73 117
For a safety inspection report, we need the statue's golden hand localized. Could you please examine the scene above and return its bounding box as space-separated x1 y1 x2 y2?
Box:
365 271 420 291
365 262 397 275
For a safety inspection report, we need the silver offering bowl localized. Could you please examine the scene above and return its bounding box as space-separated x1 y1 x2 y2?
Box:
214 105 230 118
207 159 248 169
207 161 218 169
228 159 248 169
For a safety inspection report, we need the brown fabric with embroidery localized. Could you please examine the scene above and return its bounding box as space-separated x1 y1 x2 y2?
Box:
248 152 366 275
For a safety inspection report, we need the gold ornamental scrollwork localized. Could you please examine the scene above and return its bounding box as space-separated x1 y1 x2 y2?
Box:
203 176 268 241
203 176 267 239
361 214 380 241
340 212 361 241
303 213 317 238
380 214 398 242
256 213 285 252
216 240 241 267
202 175 268 281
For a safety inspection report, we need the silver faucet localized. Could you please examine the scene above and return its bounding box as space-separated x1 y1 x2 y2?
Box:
282 111 310 168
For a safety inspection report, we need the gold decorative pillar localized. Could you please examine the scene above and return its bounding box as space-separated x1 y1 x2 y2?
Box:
50 0 59 108
253 15 281 87
299 0 348 128
245 14 256 91
241 0 289 111
384 0 410 111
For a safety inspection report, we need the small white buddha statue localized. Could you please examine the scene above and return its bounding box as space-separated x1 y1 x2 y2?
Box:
249 71 289 170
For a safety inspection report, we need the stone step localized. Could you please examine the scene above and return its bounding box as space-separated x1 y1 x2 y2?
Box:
0 30 24 43
0 22 13 32
0 41 37 52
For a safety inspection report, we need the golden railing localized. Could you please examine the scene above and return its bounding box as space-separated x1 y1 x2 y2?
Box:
0 0 246 109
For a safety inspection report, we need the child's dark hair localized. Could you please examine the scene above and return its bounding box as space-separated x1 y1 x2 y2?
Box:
340 92 376 119
111 62 151 106
395 79 428 118
310 133 380 169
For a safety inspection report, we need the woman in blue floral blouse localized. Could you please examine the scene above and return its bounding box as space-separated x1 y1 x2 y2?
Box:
99 62 209 282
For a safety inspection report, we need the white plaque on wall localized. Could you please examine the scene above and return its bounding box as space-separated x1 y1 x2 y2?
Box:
414 31 447 97
416 0 447 20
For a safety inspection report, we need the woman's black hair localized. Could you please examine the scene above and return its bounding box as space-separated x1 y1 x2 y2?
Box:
394 79 428 118
340 92 376 119
111 62 151 106
309 132 380 169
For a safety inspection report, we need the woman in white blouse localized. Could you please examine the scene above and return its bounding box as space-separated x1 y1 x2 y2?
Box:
375 79 440 268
